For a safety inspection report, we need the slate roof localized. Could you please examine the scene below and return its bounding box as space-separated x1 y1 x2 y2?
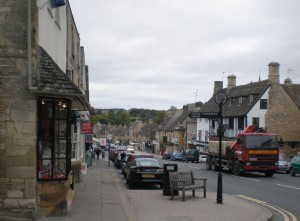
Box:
158 113 182 131
168 110 190 130
282 84 300 109
200 80 270 117
37 46 90 108
38 47 82 94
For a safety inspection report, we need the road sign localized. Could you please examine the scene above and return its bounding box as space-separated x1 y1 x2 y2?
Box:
188 112 201 118
188 112 220 118
200 112 220 118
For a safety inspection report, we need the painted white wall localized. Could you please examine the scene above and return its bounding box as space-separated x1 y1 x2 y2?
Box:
197 118 210 141
38 2 67 72
247 88 270 128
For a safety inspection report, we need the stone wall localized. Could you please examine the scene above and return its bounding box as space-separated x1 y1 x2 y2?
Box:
0 0 38 219
266 82 300 155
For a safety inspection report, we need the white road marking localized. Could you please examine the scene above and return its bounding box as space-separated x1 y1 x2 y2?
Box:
236 176 260 182
277 184 300 190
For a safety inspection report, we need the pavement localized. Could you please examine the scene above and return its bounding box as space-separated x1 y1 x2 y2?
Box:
37 153 273 221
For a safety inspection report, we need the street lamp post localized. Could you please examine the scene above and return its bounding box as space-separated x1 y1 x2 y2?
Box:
214 91 227 204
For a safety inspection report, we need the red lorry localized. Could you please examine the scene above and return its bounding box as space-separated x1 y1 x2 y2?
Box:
206 125 279 177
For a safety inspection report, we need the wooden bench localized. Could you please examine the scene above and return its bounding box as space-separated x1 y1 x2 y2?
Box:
169 171 207 201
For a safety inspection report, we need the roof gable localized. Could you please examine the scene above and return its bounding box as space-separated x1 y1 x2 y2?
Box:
201 80 270 117
282 84 300 109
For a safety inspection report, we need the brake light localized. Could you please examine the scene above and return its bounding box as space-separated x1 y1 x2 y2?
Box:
130 167 139 173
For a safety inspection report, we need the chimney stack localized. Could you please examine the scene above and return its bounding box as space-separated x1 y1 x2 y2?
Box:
284 77 292 87
214 81 223 95
227 75 236 90
268 62 280 84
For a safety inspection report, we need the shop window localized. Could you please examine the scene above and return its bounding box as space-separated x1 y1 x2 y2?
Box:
37 97 71 181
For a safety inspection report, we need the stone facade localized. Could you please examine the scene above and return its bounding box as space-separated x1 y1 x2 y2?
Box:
0 0 38 219
0 1 89 219
266 63 300 156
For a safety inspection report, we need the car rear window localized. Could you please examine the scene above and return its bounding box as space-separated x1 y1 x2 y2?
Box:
136 159 160 167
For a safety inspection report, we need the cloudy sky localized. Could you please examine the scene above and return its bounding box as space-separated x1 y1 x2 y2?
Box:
70 0 300 110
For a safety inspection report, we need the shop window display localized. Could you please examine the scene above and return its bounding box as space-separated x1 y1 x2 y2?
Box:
38 97 71 180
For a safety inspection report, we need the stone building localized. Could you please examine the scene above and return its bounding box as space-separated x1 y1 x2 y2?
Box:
0 0 90 220
198 62 300 156
265 62 300 156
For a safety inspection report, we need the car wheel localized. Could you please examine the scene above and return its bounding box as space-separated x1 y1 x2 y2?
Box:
264 172 274 177
290 168 296 176
126 177 133 189
211 158 217 171
159 183 163 189
206 158 212 170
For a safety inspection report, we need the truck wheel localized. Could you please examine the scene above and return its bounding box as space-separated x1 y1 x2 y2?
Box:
233 161 242 176
212 158 218 171
206 158 212 170
264 172 274 177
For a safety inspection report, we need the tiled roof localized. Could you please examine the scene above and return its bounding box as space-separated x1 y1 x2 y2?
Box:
201 80 270 117
158 113 182 131
282 84 300 109
37 46 90 109
168 110 190 130
38 46 82 95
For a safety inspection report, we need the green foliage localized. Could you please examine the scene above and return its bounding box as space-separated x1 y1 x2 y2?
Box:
153 111 166 124
91 108 166 126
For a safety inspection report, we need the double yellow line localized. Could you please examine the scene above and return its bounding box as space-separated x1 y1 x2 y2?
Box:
236 195 297 221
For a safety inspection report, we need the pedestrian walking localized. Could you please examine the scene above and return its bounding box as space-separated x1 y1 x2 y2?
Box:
101 149 105 159
95 148 101 160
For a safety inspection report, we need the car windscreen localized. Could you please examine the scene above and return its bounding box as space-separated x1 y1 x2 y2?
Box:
245 135 278 149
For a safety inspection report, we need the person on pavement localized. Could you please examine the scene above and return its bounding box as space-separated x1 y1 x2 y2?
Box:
95 148 101 160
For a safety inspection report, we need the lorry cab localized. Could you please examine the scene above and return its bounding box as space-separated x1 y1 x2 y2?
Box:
182 149 199 163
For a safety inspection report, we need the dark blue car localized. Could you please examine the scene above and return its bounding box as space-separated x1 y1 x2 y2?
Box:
170 152 184 161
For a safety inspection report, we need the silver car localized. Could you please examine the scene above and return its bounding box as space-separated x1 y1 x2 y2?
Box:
277 153 289 173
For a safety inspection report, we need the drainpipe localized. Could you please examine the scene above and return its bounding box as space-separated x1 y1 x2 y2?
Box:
28 0 38 90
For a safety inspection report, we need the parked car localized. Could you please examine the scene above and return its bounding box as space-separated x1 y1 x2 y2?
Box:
162 151 172 160
123 154 154 178
126 145 135 153
277 152 289 173
114 152 127 169
125 158 164 189
121 155 131 175
182 149 199 163
170 152 184 161
199 154 207 163
288 155 300 176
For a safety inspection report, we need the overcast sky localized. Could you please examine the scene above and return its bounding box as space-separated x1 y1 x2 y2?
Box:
70 0 300 110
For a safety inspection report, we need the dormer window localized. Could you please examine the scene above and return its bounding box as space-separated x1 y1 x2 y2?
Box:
249 94 254 103
238 96 243 104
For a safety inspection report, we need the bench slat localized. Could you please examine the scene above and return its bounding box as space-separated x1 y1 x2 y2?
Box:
169 171 207 201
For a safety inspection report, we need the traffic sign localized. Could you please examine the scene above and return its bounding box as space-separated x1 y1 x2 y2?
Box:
188 112 220 118
200 112 220 118
188 112 201 118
